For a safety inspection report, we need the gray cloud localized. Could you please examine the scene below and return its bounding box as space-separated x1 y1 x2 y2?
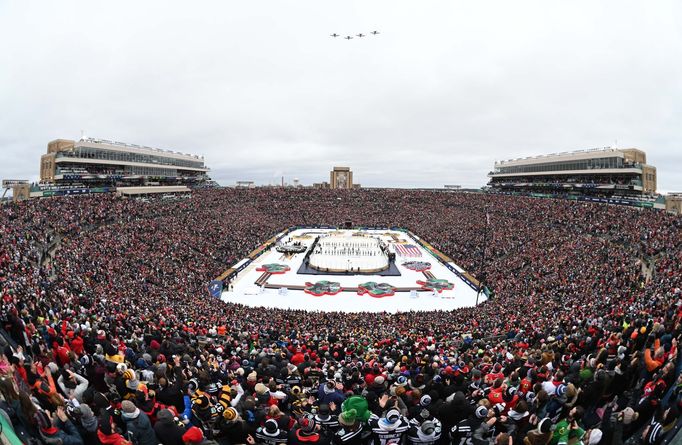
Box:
1 0 681 190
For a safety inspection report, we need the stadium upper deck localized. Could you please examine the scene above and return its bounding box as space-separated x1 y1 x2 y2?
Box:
39 137 211 189
488 147 657 197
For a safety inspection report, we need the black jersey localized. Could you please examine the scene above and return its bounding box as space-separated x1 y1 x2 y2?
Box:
333 425 365 445
315 414 340 434
449 418 484 445
407 419 442 445
368 414 411 445
256 427 289 445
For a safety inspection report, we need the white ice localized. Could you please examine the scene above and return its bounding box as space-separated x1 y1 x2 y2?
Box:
221 228 485 313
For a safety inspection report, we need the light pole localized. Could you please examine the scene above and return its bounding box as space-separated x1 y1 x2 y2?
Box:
475 205 490 306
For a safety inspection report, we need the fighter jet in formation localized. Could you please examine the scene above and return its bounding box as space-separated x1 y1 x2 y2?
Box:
330 31 380 40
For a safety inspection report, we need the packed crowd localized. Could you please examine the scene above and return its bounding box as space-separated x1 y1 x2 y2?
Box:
0 188 680 445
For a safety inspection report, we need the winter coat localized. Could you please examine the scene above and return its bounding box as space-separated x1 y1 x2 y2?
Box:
154 416 186 445
158 381 186 412
97 429 133 445
216 418 250 445
317 384 346 406
40 420 85 445
76 417 103 445
122 409 158 445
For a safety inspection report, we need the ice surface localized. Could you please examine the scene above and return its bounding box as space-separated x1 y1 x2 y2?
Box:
221 228 485 313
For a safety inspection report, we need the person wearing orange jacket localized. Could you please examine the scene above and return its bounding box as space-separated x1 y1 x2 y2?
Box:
644 337 664 373
30 362 64 410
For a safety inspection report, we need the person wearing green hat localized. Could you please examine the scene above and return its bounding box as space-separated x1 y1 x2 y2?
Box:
340 397 372 424
335 409 365 445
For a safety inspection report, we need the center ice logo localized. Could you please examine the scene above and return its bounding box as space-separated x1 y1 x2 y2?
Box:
255 264 291 274
304 280 343 296
357 282 397 298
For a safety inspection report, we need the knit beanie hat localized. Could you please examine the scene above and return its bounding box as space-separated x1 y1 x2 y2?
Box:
421 421 436 435
223 407 238 421
156 409 174 422
127 378 140 391
339 409 357 426
588 429 603 445
620 407 639 425
121 400 137 414
93 391 110 411
79 405 98 431
299 414 317 433
264 419 279 435
538 417 552 434
182 426 205 444
617 346 627 359
341 396 371 423
385 409 400 423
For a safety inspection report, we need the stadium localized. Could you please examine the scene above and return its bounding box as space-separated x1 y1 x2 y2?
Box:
1 2 681 444
1 184 680 445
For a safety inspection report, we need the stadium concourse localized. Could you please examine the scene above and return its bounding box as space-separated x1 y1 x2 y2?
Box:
0 188 680 445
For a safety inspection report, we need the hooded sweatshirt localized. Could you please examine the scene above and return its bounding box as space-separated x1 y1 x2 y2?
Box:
122 407 158 445
76 405 102 445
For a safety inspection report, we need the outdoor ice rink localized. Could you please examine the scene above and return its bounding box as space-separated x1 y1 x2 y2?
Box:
221 228 485 313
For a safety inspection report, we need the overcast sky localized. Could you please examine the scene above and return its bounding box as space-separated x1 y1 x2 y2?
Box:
1 1 681 190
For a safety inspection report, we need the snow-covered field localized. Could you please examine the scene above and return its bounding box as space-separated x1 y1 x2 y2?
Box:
221 228 484 313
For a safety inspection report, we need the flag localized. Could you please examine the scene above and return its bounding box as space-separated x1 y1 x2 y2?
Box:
208 280 223 298
395 244 422 257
